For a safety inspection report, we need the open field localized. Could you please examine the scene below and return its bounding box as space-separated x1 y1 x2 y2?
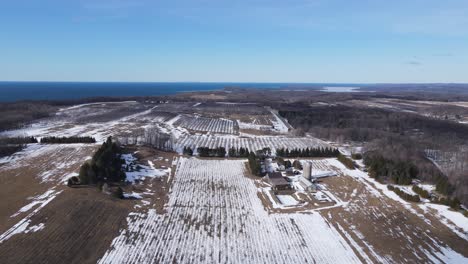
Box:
99 158 362 263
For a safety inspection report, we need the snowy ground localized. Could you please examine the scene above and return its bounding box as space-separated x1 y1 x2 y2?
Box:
1 101 467 263
99 158 362 264
173 115 237 134
174 134 329 154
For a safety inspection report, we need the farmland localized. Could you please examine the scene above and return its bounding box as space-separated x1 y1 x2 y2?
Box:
0 96 467 264
99 158 361 264
98 157 468 263
173 114 237 134
174 134 329 153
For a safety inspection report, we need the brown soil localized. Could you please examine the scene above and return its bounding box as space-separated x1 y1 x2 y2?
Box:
319 174 468 263
0 187 132 264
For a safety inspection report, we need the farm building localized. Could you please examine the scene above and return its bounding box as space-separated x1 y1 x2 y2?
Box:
297 177 317 192
267 172 292 193
303 161 312 180
312 171 337 179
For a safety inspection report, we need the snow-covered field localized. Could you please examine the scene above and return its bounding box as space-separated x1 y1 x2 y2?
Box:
99 158 362 264
173 115 236 134
174 134 329 153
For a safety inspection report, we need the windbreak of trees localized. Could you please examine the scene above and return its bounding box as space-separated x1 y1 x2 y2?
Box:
387 185 421 202
183 146 193 156
276 147 339 158
41 136 96 144
197 147 226 157
248 152 262 176
229 147 254 158
433 196 462 210
77 137 125 185
412 185 431 199
338 154 355 170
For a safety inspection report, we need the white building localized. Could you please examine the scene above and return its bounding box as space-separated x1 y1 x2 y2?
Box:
302 161 312 180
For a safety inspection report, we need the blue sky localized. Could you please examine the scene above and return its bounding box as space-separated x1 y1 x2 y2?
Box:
1 0 468 83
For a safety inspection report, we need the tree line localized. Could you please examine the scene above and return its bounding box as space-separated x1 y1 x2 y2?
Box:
248 152 262 176
197 147 226 157
40 136 96 144
228 147 252 158
275 147 339 158
387 185 421 202
338 154 355 170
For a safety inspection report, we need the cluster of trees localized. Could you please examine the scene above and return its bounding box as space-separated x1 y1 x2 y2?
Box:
40 136 96 144
197 147 226 157
338 154 355 170
432 196 462 210
435 175 455 196
248 152 262 176
412 185 431 199
387 185 421 202
76 137 126 185
182 146 193 156
142 127 174 150
277 158 302 170
364 153 419 185
228 147 252 158
276 147 339 158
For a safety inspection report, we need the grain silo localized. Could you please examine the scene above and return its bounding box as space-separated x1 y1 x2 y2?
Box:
302 161 312 180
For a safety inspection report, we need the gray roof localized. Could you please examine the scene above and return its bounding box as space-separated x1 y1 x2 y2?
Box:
268 172 289 186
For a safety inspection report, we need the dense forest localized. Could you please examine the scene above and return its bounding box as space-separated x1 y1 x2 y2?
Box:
279 105 468 144
0 102 55 131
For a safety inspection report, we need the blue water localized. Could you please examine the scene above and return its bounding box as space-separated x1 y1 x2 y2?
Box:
0 82 365 102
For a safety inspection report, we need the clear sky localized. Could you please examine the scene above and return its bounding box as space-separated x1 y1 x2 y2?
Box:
1 0 467 83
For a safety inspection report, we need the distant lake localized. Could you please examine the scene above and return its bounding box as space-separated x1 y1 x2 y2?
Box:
321 86 361 92
0 82 367 102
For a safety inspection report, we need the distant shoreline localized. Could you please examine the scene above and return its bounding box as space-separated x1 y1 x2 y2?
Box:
0 82 366 102
2 81 467 102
